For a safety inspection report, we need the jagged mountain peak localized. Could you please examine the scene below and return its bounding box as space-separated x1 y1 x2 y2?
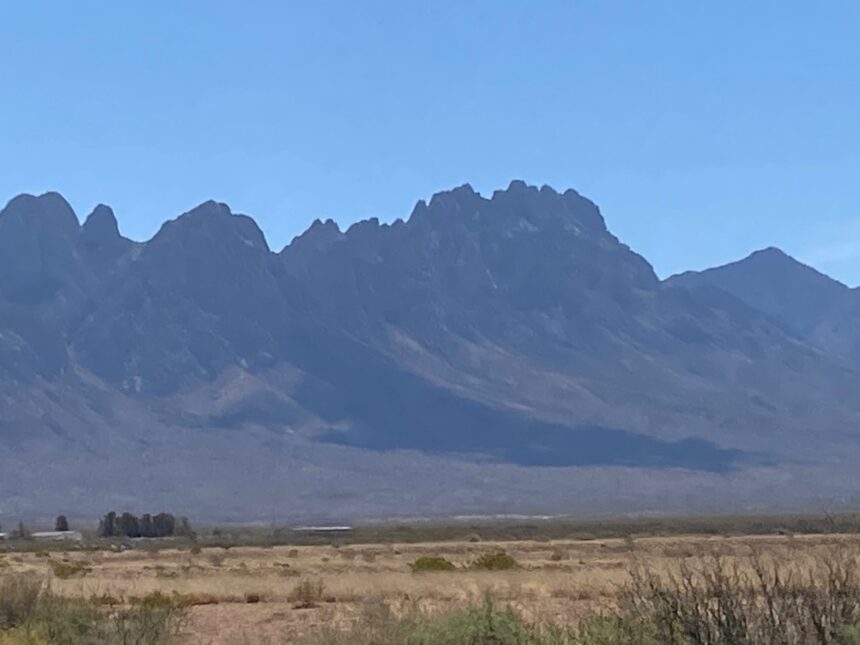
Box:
489 180 607 234
281 218 344 262
81 204 122 244
405 180 608 240
0 191 80 237
345 216 383 239
406 183 482 226
310 217 341 233
79 204 134 274
3 184 860 518
0 192 84 305
151 200 270 253
187 199 231 217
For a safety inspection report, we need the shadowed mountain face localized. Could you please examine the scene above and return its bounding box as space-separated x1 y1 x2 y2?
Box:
1 182 859 520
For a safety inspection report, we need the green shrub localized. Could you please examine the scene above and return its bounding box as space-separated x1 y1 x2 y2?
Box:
0 574 43 629
409 556 456 573
470 550 518 571
300 597 419 645
300 596 571 645
135 590 176 610
406 597 537 644
0 573 183 644
90 593 121 606
25 598 182 645
571 614 660 645
108 604 184 644
51 560 91 579
839 626 860 645
18 593 104 643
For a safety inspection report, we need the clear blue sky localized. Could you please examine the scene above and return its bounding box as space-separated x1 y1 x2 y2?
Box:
2 2 859 283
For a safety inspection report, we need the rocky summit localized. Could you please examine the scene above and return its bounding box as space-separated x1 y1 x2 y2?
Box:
2 182 859 521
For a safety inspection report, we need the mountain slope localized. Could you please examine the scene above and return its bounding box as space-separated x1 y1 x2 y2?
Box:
1 183 860 520
666 248 860 365
666 248 850 336
276 182 859 458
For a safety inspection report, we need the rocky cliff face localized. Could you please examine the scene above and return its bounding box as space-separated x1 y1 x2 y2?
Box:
2 182 859 520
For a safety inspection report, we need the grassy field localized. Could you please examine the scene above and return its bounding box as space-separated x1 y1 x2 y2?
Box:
3 517 860 643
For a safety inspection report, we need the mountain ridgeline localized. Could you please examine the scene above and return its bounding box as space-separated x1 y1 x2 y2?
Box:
1 181 859 520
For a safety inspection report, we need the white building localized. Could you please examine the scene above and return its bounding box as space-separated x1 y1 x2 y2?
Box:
31 531 83 542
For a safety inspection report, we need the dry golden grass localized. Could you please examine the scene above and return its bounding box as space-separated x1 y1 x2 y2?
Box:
2 532 860 643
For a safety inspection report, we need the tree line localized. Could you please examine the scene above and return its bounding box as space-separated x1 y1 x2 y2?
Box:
97 512 193 538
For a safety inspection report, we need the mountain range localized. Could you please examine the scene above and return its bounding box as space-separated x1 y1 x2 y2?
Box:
1 181 859 521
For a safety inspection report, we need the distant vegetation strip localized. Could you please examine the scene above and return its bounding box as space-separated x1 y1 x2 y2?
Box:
4 512 860 553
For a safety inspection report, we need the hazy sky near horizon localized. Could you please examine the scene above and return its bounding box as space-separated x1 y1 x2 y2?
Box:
2 2 859 283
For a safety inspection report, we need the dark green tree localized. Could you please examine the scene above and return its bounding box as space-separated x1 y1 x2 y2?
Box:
152 513 176 538
98 511 117 537
140 513 155 538
15 520 30 539
118 512 140 538
175 516 194 537
55 515 69 532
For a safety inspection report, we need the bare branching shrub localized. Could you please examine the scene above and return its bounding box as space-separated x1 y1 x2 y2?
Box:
289 579 326 608
134 590 177 610
620 549 860 644
108 604 184 645
301 595 575 645
300 597 418 645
